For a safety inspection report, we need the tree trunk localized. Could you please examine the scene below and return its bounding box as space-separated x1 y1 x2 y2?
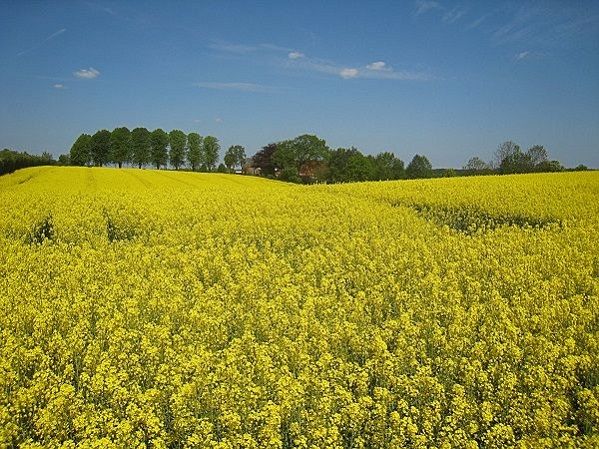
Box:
118 162 122 168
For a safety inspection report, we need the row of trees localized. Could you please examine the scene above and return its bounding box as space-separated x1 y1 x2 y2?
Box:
0 149 59 176
463 141 577 175
3 133 589 182
69 128 243 172
250 134 434 183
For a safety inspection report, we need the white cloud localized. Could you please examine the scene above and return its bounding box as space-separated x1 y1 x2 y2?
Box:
53 83 66 89
288 51 305 60
215 117 223 123
515 51 530 60
74 67 100 79
340 68 359 79
414 0 441 16
194 82 279 93
366 61 391 71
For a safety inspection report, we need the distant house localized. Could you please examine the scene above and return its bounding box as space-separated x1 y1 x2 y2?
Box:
242 158 260 175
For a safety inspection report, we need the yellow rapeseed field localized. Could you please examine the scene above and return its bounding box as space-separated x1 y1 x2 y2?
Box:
1 167 598 448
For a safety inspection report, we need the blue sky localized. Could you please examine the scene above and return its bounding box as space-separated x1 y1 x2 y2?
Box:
1 0 598 167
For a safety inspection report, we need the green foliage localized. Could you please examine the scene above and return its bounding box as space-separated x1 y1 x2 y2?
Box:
168 130 187 170
274 134 330 173
224 145 246 171
0 149 56 175
70 134 92 166
130 128 151 169
90 130 111 167
150 129 169 169
187 132 203 171
406 154 433 178
203 136 220 171
109 127 131 168
372 151 405 180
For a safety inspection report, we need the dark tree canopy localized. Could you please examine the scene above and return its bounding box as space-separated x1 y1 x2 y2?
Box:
70 134 92 167
373 151 404 180
187 133 203 171
203 136 220 171
110 127 131 168
273 134 330 174
90 130 111 167
0 148 56 175
131 128 151 169
150 129 169 170
169 130 187 170
252 143 278 176
406 154 433 179
224 145 246 171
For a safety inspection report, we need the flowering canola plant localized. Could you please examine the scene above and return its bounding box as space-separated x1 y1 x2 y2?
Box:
0 167 598 448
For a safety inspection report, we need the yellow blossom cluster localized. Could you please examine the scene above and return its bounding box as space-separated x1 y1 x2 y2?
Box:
0 167 598 448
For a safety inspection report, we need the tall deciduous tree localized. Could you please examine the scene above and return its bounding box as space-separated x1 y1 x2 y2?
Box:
150 129 169 170
274 134 330 175
406 154 433 179
131 127 151 169
373 151 404 180
224 145 246 171
187 132 203 171
203 136 220 171
494 141 519 169
110 127 131 168
90 130 111 167
526 145 548 167
70 133 92 166
168 130 187 170
463 156 490 173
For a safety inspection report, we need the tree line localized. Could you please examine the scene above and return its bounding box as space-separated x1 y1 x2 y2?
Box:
462 141 588 175
250 135 433 183
68 128 243 172
249 135 585 184
2 131 590 181
0 149 62 176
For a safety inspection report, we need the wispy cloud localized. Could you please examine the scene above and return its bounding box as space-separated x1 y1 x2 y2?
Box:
194 82 281 93
208 42 259 54
74 67 100 79
340 68 359 79
443 7 467 24
53 83 66 89
215 117 223 123
209 40 433 82
209 41 295 55
17 28 66 56
288 56 433 81
366 61 392 71
466 13 491 30
288 51 305 60
492 4 599 46
414 0 441 16
515 51 530 61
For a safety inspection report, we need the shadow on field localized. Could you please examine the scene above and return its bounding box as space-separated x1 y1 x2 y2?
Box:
393 202 561 235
